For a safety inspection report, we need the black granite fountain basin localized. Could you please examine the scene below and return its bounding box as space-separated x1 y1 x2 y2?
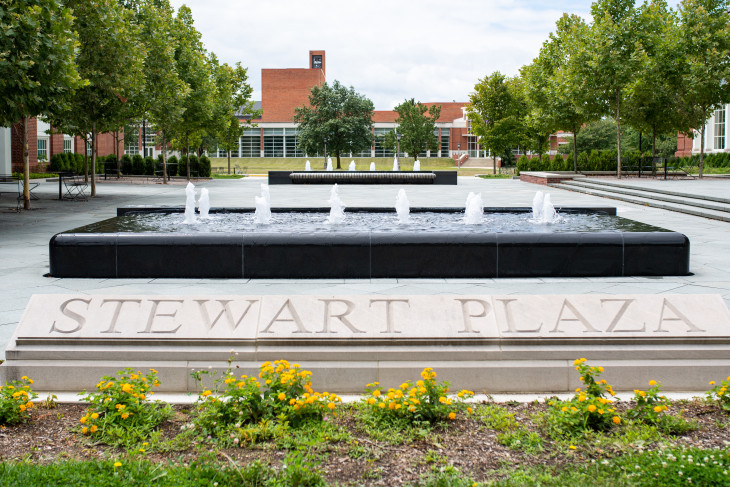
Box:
49 207 690 279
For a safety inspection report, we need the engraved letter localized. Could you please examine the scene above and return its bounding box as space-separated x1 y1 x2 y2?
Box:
50 298 91 334
196 299 258 332
260 299 309 333
139 299 183 334
601 298 645 332
100 299 142 334
497 298 542 333
369 299 409 334
455 299 490 333
551 299 599 333
655 298 704 333
319 299 364 334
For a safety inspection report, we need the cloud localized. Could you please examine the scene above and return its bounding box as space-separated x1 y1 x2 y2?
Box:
169 0 591 109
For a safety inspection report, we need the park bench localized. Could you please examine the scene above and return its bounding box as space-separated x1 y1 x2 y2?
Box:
289 171 437 184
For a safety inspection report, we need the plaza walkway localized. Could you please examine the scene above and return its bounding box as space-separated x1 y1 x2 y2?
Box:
1 175 729 360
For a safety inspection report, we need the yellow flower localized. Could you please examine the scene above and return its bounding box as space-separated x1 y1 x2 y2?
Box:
121 413 129 419
114 462 122 468
439 396 446 404
388 401 396 410
649 380 657 386
378 402 385 409
569 445 577 450
91 413 99 420
587 404 596 412
278 392 286 401
80 416 87 424
82 427 88 434
578 395 586 402
327 402 336 410
121 383 134 394
130 374 139 380
201 390 212 397
613 416 621 424
19 404 26 412
710 381 716 385
115 404 125 410
408 405 416 412
653 406 663 413
448 412 456 420
598 367 604 372
367 397 376 405
466 407 473 414
90 425 98 433
372 390 381 397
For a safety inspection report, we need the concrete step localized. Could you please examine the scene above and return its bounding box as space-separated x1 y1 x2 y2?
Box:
549 181 730 223
556 179 730 215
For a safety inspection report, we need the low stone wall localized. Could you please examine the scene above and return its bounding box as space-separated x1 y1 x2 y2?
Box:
519 171 583 185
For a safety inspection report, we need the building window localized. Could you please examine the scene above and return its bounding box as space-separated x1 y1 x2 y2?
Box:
240 129 261 157
714 108 725 150
64 138 73 153
440 129 450 157
263 128 284 157
374 128 394 157
144 131 156 157
125 136 139 155
37 138 48 161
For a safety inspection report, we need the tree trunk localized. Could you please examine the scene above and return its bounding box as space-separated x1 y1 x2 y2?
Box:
616 90 622 180
227 149 231 175
22 116 30 210
336 149 341 169
573 126 579 173
83 135 89 183
699 124 705 179
493 154 497 175
162 131 168 184
90 122 97 197
115 129 121 178
186 134 191 180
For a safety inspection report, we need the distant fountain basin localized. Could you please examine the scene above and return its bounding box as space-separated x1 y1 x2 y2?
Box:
50 205 690 279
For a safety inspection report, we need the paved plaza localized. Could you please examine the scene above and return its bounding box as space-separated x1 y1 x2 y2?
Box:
1 175 729 361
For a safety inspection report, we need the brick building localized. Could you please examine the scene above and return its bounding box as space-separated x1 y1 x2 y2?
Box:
675 105 728 157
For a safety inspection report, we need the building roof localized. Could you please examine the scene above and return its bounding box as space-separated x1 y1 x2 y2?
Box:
236 101 262 119
373 102 467 123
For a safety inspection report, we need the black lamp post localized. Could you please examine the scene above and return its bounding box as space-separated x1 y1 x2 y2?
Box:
395 132 402 171
323 136 328 169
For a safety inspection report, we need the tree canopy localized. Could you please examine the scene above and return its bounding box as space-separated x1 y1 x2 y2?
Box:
294 81 374 169
384 99 441 162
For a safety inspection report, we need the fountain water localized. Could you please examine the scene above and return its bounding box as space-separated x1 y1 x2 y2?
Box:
349 161 356 171
183 182 196 224
198 188 210 218
532 191 544 220
531 191 560 224
463 192 483 224
392 157 399 171
326 158 333 171
327 184 346 224
305 160 311 171
395 189 410 224
413 160 421 171
254 184 271 224
370 162 376 171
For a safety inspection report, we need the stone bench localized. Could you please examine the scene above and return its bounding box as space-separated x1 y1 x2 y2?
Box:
268 170 457 185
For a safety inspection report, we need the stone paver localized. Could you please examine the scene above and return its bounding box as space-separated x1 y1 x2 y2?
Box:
1 175 728 359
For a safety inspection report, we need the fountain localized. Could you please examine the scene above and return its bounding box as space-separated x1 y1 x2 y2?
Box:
349 161 356 171
183 182 196 224
395 189 410 224
463 192 483 225
326 184 346 224
198 188 210 218
254 184 271 224
305 160 311 171
326 158 333 171
392 157 399 171
370 162 376 171
413 160 421 172
49 186 690 279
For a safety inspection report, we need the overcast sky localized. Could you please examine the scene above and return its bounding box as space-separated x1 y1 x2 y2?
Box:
166 1 649 110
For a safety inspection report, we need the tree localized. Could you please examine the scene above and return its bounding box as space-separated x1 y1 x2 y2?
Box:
0 0 81 209
294 80 374 169
139 0 189 182
466 72 525 174
522 13 599 173
209 57 259 174
383 99 440 163
49 0 143 196
170 5 212 180
585 0 641 178
623 1 687 162
676 0 730 178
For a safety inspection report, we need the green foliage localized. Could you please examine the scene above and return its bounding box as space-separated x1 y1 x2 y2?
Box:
361 368 474 426
412 465 476 487
78 368 172 447
0 376 37 425
191 359 341 445
294 80 375 169
544 358 620 436
198 155 211 177
474 403 518 431
706 375 730 414
383 99 441 161
626 380 671 425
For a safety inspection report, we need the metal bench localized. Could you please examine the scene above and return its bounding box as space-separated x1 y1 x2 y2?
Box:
289 171 437 184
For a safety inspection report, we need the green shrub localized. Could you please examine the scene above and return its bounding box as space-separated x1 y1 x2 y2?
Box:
131 154 144 175
623 379 696 434
544 358 619 436
143 156 154 175
550 154 564 171
199 155 211 177
361 367 474 425
78 368 172 447
0 376 37 424
191 359 341 445
707 375 730 413
516 155 529 174
120 154 132 174
588 150 601 171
